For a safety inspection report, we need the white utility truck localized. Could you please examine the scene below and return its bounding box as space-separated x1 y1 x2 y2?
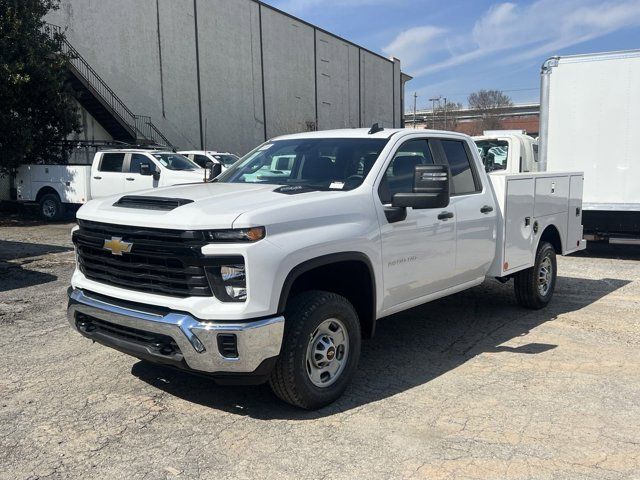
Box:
474 130 539 174
67 128 585 409
14 149 204 221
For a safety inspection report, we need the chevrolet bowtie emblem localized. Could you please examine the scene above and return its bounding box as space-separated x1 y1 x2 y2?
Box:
103 236 133 256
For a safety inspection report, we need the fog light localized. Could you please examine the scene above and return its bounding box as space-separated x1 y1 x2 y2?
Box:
205 261 247 302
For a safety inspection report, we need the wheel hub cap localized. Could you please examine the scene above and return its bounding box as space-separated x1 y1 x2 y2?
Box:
306 318 349 388
538 255 553 296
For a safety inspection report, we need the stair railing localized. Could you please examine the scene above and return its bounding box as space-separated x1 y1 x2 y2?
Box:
44 23 175 149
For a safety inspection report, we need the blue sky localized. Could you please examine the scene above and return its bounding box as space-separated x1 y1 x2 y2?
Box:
264 0 640 109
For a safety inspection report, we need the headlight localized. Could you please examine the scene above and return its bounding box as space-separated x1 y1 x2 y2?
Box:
204 227 265 243
205 261 247 302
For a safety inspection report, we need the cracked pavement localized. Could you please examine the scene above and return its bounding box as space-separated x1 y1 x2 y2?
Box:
1 215 639 479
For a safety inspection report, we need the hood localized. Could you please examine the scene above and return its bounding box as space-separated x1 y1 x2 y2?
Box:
77 182 348 230
165 168 207 184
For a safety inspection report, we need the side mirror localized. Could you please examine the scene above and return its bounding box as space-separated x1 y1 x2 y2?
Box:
140 163 161 181
392 164 450 209
206 161 222 181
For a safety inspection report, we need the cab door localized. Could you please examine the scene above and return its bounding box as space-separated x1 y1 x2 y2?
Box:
123 153 158 193
433 138 497 284
91 152 125 198
377 137 457 311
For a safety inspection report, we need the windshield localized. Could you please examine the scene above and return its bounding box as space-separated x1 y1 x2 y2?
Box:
152 153 199 171
475 140 509 172
213 154 240 167
216 138 389 190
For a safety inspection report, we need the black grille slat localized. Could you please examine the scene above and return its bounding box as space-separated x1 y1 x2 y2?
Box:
74 220 213 298
77 246 203 276
81 316 181 353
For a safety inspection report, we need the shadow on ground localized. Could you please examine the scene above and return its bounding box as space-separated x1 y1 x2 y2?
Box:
0 206 76 227
132 273 629 419
576 242 640 260
0 240 72 292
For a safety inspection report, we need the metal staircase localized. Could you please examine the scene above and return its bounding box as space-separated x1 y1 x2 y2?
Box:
44 23 175 149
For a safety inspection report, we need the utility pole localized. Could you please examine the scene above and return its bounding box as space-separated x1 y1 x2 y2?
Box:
412 92 418 128
429 97 440 129
443 97 447 130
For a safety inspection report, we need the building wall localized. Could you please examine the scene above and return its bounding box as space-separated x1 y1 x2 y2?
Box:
46 0 405 155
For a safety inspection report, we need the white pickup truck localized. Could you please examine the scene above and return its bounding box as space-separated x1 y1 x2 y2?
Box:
14 149 204 220
67 128 585 409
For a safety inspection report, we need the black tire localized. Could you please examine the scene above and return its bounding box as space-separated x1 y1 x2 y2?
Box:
39 193 65 222
514 241 557 309
269 290 361 409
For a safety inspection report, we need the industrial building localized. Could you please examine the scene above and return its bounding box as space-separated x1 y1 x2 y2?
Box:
45 0 411 158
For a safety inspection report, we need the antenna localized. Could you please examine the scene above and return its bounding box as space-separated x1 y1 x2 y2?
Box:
368 123 384 134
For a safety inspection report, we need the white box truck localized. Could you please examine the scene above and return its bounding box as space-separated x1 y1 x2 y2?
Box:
539 49 640 243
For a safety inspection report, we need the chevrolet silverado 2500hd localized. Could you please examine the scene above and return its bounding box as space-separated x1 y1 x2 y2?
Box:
67 128 585 409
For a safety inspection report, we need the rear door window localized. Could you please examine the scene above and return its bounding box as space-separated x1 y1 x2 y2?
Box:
440 140 480 195
99 153 125 172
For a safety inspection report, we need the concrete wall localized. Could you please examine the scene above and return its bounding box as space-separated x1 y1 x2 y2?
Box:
316 31 360 130
46 0 407 156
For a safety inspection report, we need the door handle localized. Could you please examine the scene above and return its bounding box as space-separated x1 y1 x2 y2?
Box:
480 205 493 214
438 211 454 220
126 177 135 181
93 176 102 180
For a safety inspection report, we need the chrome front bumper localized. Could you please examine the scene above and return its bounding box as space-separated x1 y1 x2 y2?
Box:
67 288 284 375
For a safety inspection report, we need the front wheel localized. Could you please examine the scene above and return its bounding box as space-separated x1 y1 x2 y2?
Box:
514 241 557 309
269 290 361 409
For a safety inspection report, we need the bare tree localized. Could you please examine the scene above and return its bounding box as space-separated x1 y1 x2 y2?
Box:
430 101 463 130
467 89 513 132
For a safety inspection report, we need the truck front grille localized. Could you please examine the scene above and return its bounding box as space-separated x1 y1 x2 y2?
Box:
74 220 213 298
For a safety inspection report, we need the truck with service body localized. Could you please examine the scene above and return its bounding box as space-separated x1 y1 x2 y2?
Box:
67 127 585 409
14 149 204 221
474 130 539 174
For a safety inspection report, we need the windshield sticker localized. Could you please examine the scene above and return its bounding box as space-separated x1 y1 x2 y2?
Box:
329 182 345 190
258 144 273 151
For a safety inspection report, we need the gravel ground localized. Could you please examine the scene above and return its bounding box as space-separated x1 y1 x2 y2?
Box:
1 214 639 480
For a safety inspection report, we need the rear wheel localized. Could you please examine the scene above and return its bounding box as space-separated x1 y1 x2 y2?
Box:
514 241 557 309
39 193 65 222
269 290 361 409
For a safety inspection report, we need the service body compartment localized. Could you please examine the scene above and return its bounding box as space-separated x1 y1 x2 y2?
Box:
16 164 92 204
488 171 585 277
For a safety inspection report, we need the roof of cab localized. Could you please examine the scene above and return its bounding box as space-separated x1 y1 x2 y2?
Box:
271 128 470 141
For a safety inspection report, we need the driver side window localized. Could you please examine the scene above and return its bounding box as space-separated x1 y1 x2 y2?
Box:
129 154 155 174
378 139 434 204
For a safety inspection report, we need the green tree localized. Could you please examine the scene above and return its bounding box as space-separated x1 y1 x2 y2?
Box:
467 89 513 133
0 0 80 176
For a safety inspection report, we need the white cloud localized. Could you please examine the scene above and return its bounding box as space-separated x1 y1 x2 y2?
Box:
382 26 446 68
384 0 640 78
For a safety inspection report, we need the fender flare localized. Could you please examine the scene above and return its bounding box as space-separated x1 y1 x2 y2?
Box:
277 252 377 336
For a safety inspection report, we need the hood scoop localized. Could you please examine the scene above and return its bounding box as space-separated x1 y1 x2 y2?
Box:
113 195 194 211
273 185 318 195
